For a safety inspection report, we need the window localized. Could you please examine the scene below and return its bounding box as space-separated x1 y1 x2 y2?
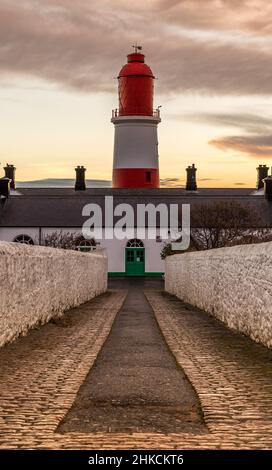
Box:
76 238 96 252
13 234 34 245
145 171 151 183
127 250 134 262
136 250 144 262
126 239 144 248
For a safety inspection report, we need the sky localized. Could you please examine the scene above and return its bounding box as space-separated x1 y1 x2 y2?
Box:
1 0 272 187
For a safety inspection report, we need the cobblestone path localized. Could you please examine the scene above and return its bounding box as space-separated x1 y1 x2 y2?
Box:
145 290 272 449
0 280 271 449
58 289 205 434
0 291 126 449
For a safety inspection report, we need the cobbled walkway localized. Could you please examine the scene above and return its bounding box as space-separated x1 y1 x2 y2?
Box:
145 290 272 449
57 289 205 434
0 281 271 449
0 290 126 449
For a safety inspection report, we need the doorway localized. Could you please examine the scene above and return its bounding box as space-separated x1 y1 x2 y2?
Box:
125 239 145 276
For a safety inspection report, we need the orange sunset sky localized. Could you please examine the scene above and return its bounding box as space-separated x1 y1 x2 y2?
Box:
1 0 272 187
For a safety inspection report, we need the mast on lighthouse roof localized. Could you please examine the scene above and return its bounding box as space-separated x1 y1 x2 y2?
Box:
111 48 161 189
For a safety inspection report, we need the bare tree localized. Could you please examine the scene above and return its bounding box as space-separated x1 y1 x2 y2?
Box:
43 231 96 251
190 201 268 250
161 201 272 259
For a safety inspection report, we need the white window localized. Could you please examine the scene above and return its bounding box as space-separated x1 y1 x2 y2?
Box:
13 234 34 245
76 238 96 252
126 239 144 248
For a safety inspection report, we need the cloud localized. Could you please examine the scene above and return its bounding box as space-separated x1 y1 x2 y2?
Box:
176 110 272 159
209 134 272 158
234 182 246 185
156 0 272 35
198 178 221 181
1 0 272 95
177 112 272 134
160 177 184 187
159 176 221 187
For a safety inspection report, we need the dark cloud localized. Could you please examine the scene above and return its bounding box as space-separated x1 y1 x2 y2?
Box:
209 134 272 158
176 113 272 134
198 178 221 181
1 0 272 95
159 176 221 187
0 0 123 92
160 177 184 187
157 0 272 34
175 110 272 159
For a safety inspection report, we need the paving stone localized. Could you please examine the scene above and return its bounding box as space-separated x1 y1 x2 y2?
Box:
0 285 272 449
145 290 272 449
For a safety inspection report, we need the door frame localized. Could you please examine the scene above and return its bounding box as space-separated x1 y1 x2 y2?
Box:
125 247 145 276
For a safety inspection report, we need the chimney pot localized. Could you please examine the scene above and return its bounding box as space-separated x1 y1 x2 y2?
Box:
256 164 269 190
263 176 272 200
75 166 86 191
186 163 197 191
4 164 16 190
0 177 11 200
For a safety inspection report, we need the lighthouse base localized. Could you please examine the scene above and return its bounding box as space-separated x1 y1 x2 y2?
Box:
112 168 159 188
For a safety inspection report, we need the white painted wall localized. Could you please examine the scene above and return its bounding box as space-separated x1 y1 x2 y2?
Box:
0 227 166 273
0 242 107 347
113 118 159 169
0 227 40 243
165 242 272 348
101 235 165 273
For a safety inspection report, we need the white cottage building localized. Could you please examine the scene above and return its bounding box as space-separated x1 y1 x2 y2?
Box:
1 169 272 277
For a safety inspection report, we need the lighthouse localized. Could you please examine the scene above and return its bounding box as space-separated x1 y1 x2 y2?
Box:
112 47 161 188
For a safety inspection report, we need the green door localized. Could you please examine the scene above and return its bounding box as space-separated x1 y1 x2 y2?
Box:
125 248 145 276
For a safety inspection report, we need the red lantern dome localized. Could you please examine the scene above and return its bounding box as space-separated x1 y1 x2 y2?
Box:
118 53 155 116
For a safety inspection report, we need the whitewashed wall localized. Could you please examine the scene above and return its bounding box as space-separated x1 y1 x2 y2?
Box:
0 227 40 244
0 227 165 273
102 236 164 273
165 242 272 348
0 242 107 347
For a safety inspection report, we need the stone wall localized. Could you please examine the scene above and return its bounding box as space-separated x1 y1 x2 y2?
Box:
0 242 107 347
165 242 272 348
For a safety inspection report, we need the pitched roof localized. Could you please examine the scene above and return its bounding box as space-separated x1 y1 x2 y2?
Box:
0 187 271 227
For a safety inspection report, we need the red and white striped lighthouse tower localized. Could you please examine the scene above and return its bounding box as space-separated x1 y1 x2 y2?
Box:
112 46 161 188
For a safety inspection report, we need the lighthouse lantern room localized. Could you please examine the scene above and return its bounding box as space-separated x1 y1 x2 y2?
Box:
112 47 161 188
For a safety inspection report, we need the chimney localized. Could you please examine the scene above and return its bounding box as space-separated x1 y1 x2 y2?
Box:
256 164 269 190
186 164 197 191
75 166 86 191
263 175 272 201
0 177 11 201
4 164 16 190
